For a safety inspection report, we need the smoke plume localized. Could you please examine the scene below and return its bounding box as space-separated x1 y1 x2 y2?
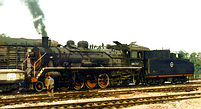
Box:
23 0 47 37
0 0 4 6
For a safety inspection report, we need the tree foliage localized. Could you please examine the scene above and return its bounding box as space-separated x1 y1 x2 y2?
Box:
0 33 10 38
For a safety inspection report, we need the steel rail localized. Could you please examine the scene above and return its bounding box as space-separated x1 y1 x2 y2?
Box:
0 84 201 107
10 92 201 109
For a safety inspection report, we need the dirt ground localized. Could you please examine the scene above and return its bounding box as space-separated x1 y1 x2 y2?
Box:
125 87 201 109
126 98 201 109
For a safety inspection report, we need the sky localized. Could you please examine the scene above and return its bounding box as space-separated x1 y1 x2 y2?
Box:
0 0 201 53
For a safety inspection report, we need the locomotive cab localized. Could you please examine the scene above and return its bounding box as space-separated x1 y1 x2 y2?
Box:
129 50 144 67
129 44 150 67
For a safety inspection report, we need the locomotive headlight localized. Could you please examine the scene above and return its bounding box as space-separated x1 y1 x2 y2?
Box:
7 73 17 80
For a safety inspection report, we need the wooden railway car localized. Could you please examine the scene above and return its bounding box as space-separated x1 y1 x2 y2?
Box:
0 37 59 69
0 69 25 92
0 37 58 92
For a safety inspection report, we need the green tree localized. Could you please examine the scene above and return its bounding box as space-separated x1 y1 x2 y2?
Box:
0 33 10 38
177 50 189 59
189 52 201 78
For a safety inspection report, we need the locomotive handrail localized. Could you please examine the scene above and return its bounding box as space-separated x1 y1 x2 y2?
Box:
36 67 46 79
21 54 31 70
21 58 27 70
33 52 46 77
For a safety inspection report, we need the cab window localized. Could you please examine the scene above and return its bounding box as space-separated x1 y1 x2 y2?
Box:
131 51 143 58
131 51 137 58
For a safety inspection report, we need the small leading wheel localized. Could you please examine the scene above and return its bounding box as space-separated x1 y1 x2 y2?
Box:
74 80 84 90
98 73 110 88
34 81 44 92
85 74 97 89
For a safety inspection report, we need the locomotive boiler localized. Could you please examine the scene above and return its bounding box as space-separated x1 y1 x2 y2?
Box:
26 36 194 92
28 37 114 91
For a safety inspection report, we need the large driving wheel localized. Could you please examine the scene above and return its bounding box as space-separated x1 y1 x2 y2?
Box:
98 73 110 88
60 86 70 91
74 79 84 90
85 74 97 89
34 81 44 92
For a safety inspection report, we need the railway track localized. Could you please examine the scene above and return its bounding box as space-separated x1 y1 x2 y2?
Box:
1 80 200 98
1 83 201 108
2 92 201 109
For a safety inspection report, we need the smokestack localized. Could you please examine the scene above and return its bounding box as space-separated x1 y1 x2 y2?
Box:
42 36 48 48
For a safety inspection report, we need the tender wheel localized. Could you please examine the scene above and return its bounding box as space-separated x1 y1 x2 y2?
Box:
85 74 97 89
34 81 44 92
74 80 84 90
98 73 110 88
181 77 187 84
146 79 152 86
171 78 177 84
158 78 165 85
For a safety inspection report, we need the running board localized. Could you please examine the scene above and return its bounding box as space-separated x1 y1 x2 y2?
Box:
36 66 142 79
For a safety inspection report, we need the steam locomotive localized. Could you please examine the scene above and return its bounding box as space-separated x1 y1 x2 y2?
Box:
25 37 194 91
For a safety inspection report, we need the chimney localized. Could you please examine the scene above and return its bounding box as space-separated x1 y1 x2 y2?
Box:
42 36 49 48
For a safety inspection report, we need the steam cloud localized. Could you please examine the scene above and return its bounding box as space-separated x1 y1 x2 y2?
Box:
23 0 47 37
0 0 4 6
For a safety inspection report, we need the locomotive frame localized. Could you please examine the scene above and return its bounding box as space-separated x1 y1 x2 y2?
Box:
24 37 194 92
0 36 194 92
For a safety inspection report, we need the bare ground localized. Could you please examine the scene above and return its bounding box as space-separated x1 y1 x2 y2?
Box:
126 98 201 109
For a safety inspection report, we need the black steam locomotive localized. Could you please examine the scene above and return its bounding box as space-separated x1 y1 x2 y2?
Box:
26 37 194 91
